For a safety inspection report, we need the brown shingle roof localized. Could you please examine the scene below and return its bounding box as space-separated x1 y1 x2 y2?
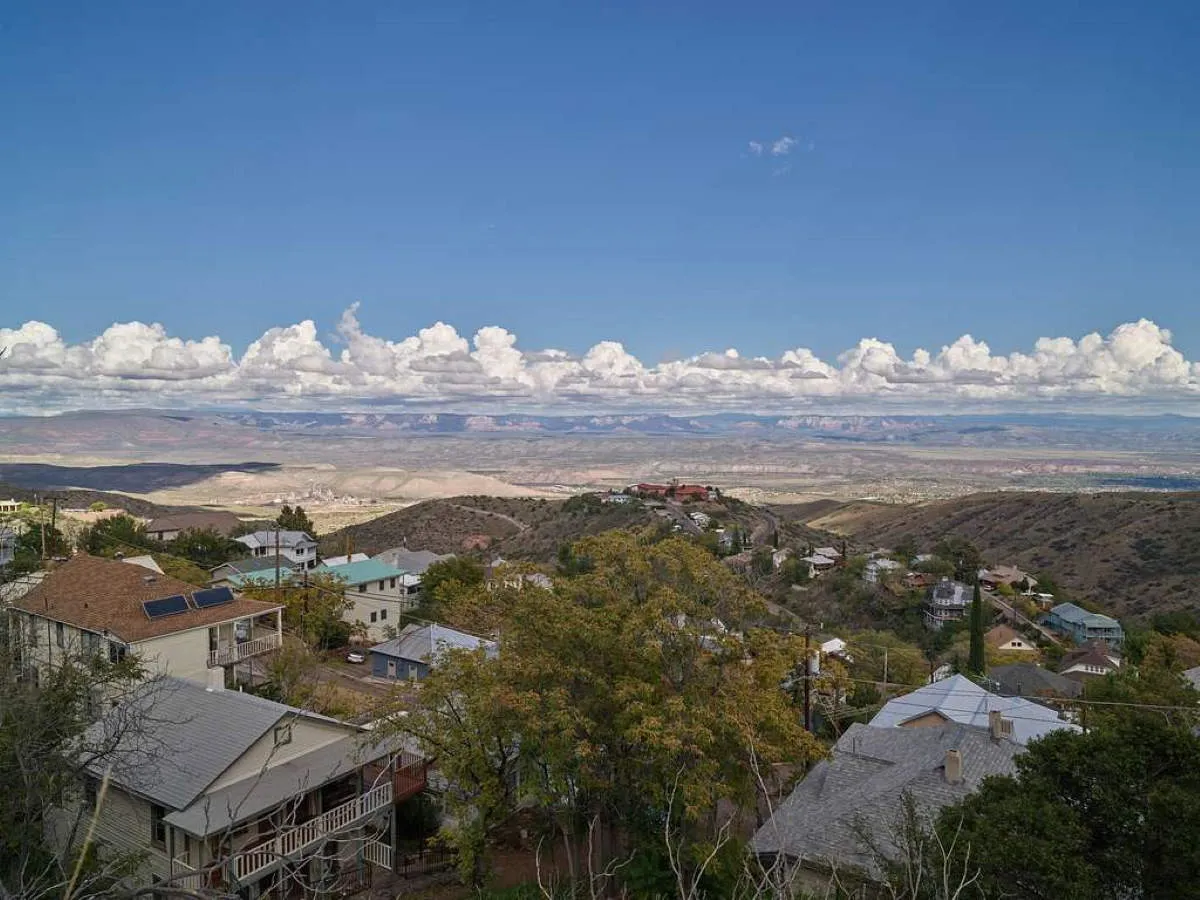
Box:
984 624 1030 649
145 511 243 536
12 554 281 643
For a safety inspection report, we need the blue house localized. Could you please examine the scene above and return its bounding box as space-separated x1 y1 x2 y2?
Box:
1045 602 1124 648
369 622 496 681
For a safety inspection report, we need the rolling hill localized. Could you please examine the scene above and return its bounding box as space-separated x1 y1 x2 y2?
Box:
320 495 662 561
804 492 1200 620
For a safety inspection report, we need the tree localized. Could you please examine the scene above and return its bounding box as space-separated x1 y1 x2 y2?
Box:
0 616 157 899
87 501 106 512
6 524 71 575
389 534 822 891
275 504 316 537
241 573 353 650
168 527 239 569
967 581 985 676
419 556 486 620
1083 632 1200 729
78 515 156 557
932 536 982 582
938 718 1200 899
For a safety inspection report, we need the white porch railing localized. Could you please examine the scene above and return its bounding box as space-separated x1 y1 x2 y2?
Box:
209 631 282 668
232 782 393 883
170 856 206 891
363 840 393 870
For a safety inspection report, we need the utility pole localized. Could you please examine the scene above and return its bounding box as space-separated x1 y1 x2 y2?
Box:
50 497 57 533
803 624 815 733
38 495 47 560
882 646 889 702
274 525 282 603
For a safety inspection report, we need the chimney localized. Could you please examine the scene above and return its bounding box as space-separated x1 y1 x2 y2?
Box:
944 749 963 785
989 710 1014 741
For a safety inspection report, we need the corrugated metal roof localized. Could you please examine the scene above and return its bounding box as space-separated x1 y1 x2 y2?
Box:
370 622 495 664
869 674 1078 746
314 559 407 585
89 678 344 811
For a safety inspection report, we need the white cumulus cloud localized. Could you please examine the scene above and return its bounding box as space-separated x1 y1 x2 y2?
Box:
1 308 1197 413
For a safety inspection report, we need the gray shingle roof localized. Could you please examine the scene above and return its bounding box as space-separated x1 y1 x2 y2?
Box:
869 674 1078 746
88 678 341 811
988 663 1082 701
751 722 1022 877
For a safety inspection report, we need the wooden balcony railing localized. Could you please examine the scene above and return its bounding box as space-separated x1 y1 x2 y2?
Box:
231 782 393 883
363 840 393 870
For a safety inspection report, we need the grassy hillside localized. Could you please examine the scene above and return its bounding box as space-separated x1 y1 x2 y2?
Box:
321 495 660 561
804 492 1200 619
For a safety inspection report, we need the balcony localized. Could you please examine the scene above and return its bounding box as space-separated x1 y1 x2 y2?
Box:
363 840 393 870
231 782 393 883
209 631 282 668
170 856 207 892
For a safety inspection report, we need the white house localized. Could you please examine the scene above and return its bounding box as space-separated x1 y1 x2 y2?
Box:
985 624 1038 654
234 531 319 571
58 677 426 896
689 511 712 529
863 558 902 584
9 554 284 687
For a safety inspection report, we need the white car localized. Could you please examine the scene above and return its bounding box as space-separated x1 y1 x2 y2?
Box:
345 650 366 664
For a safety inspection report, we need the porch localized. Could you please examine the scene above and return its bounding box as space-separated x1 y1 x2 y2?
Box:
208 611 283 668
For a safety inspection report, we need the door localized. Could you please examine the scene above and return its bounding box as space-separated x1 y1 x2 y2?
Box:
386 659 397 679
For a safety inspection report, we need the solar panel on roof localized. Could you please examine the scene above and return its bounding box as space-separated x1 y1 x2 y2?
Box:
191 587 235 609
143 595 190 619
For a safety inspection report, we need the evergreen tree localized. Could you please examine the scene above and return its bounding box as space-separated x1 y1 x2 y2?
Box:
968 580 985 675
276 504 316 537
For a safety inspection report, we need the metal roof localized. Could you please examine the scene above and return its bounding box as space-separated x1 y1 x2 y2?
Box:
88 678 344 812
869 674 1078 746
313 558 407 585
1049 602 1121 629
370 622 495 665
372 548 453 575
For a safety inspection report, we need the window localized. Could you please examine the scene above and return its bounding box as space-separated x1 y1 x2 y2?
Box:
55 622 64 649
379 608 387 621
108 642 127 664
369 611 378 623
358 583 366 593
273 722 293 747
390 578 396 589
150 804 167 848
378 580 385 591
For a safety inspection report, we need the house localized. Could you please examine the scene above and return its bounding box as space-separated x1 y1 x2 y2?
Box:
314 559 415 641
373 547 455 584
978 565 1036 592
869 673 1078 746
1057 640 1122 681
672 484 710 502
59 677 425 895
599 491 631 504
1045 602 1124 647
321 552 369 567
750 719 1022 893
234 530 319 571
863 558 902 584
144 511 243 543
632 483 671 498
690 511 712 529
820 637 852 663
903 571 938 590
924 578 970 630
209 556 293 587
0 525 15 567
813 546 842 560
987 663 1082 702
8 554 283 686
984 624 1038 654
0 498 22 514
771 548 792 569
369 623 497 681
799 554 837 574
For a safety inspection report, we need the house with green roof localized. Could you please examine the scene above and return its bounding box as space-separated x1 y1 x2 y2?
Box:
314 558 415 640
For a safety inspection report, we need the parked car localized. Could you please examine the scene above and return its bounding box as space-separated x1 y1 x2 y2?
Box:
345 650 366 664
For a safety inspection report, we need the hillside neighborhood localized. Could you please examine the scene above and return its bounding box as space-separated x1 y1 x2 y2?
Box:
0 484 1192 900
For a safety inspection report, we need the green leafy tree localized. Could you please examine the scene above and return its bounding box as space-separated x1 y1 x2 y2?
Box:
418 556 485 620
241 572 353 650
6 524 71 574
167 527 239 568
391 533 821 891
938 718 1200 899
79 515 156 557
276 504 316 537
933 536 983 582
967 581 985 676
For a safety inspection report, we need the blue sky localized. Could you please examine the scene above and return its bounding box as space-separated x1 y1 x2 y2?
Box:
1 1 1199 412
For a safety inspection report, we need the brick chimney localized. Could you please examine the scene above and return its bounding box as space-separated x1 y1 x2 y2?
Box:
989 710 1014 741
944 749 963 785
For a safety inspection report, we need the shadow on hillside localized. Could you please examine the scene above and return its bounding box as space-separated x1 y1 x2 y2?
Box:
0 461 280 493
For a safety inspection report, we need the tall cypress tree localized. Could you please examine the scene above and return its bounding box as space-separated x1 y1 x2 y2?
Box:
968 580 985 675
